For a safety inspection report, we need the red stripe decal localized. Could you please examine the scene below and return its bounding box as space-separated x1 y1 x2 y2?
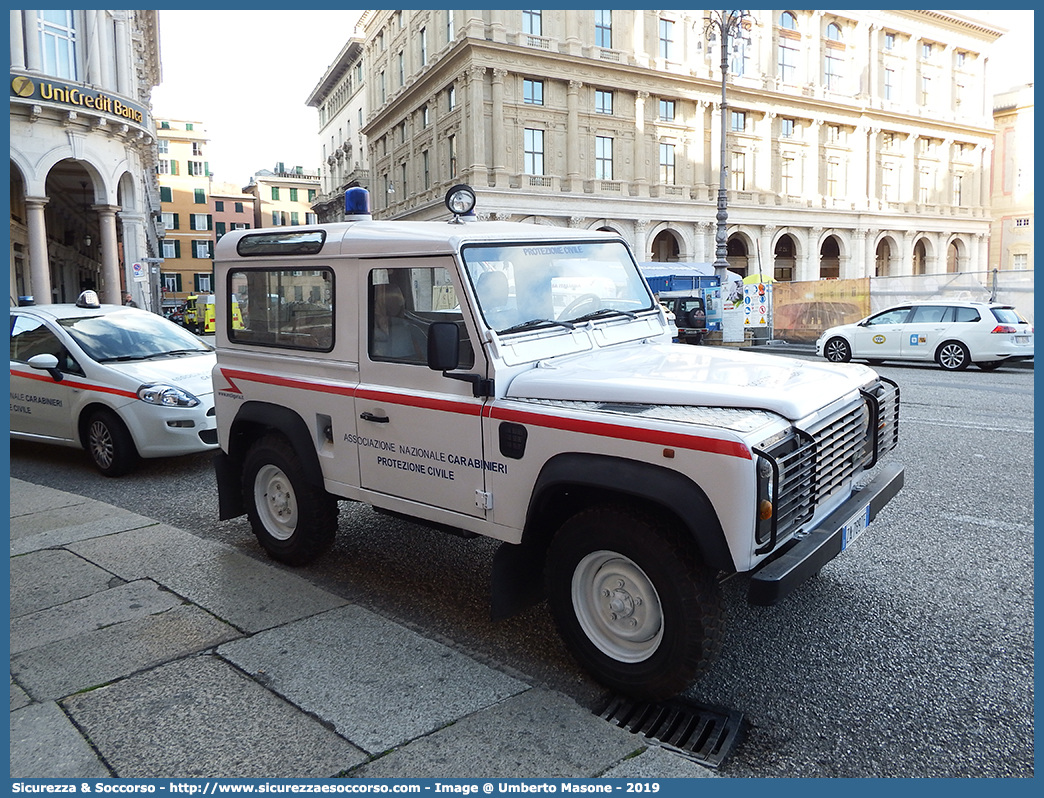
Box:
11 369 138 399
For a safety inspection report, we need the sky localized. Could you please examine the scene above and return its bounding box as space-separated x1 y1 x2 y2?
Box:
149 9 1035 190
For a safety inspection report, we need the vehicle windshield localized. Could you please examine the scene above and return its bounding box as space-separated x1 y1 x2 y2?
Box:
59 310 214 362
461 240 655 333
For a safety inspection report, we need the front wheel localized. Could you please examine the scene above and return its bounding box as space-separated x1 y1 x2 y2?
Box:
936 340 971 371
85 408 138 477
242 434 338 565
545 505 724 700
824 337 852 363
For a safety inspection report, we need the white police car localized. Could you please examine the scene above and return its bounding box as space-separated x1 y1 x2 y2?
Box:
10 290 218 476
817 300 1034 371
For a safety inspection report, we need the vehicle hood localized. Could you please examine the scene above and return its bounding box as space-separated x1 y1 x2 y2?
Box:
504 343 875 421
100 353 216 399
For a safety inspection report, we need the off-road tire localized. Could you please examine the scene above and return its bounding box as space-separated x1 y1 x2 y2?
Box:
545 504 724 700
85 408 138 477
242 433 338 565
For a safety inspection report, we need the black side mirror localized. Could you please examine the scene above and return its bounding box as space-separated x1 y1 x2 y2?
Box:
427 321 461 372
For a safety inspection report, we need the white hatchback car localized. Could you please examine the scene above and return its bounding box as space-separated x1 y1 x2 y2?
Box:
10 290 218 476
816 300 1034 371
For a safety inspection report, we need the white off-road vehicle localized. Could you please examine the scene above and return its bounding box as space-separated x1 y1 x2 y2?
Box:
212 186 902 699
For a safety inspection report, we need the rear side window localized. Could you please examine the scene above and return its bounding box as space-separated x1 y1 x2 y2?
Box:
229 268 333 350
953 307 981 323
909 305 951 323
990 307 1024 325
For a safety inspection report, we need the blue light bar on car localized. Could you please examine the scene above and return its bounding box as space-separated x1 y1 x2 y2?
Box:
344 187 371 220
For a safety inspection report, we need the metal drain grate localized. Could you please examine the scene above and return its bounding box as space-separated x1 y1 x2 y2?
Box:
598 695 747 768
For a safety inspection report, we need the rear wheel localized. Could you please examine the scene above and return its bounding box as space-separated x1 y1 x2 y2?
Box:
824 337 852 363
242 434 338 565
545 504 724 700
936 341 971 371
85 408 138 477
977 360 1002 371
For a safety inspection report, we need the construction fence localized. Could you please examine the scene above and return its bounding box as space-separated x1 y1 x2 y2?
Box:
761 270 1034 344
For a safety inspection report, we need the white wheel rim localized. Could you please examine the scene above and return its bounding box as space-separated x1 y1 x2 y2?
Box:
254 464 298 541
572 550 663 663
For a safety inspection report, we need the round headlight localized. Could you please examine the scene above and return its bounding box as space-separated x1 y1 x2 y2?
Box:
445 184 476 217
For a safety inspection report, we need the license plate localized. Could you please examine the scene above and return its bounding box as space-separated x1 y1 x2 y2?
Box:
1015 335 1030 344
839 504 871 550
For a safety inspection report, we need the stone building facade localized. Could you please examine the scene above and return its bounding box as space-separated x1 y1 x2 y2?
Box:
349 10 1004 280
9 10 162 307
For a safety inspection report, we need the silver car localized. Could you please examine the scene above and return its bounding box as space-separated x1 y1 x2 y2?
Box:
816 300 1034 371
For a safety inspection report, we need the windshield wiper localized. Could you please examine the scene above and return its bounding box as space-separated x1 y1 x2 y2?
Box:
144 349 206 358
570 308 637 323
498 318 576 334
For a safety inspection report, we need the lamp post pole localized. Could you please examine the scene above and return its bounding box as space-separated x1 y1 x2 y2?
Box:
705 10 752 280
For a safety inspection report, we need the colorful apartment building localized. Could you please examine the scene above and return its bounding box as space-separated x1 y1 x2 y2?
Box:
242 164 321 229
155 118 216 305
211 182 256 243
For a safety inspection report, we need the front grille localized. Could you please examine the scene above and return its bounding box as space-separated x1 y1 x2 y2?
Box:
758 380 899 548
199 429 218 445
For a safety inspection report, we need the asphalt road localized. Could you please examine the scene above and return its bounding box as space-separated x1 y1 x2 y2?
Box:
9 353 1034 777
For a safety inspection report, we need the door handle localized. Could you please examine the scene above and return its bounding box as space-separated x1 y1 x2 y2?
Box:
359 411 389 424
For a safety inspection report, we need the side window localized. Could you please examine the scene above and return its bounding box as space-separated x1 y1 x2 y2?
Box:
953 306 981 323
867 307 911 325
368 267 474 367
10 316 83 374
229 269 333 350
909 305 950 323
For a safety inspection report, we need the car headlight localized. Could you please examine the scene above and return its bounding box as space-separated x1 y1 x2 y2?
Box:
138 384 201 408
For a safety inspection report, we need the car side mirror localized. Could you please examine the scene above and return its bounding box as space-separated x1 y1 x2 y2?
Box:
27 353 63 382
427 321 460 372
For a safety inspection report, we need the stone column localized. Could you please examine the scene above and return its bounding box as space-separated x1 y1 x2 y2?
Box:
902 134 918 205
563 10 582 56
866 127 880 208
634 219 649 261
26 197 52 304
806 119 822 203
633 90 649 197
865 228 880 277
690 101 708 195
114 12 131 94
757 225 776 280
95 205 122 306
85 10 102 85
565 80 583 192
756 112 774 195
465 66 487 185
806 11 822 92
803 227 823 281
696 221 713 262
24 11 42 72
490 68 507 187
900 230 915 276
100 10 115 91
977 143 991 209
866 24 879 99
852 125 869 208
10 11 26 69
849 228 867 278
976 232 989 271
631 10 647 66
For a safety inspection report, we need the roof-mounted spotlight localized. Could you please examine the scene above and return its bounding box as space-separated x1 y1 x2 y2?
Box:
445 184 476 224
344 187 372 221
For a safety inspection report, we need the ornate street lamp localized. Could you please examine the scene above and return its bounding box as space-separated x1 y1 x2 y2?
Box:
703 10 754 280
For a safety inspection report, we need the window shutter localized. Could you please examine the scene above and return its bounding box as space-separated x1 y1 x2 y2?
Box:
173 213 179 230
174 240 181 258
160 186 172 203
171 160 179 175
207 214 213 230
204 162 210 176
191 241 198 259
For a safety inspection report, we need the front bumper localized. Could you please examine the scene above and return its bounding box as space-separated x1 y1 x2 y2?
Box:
747 461 904 606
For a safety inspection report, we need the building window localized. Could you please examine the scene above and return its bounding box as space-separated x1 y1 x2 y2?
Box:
235 202 244 213
195 273 212 293
188 161 206 176
1015 218 1031 227
308 189 317 202
446 9 454 42
191 213 209 231
162 241 177 260
192 142 203 156
659 99 675 122
291 211 299 225
778 37 798 83
524 128 544 175
730 151 745 190
919 168 931 204
160 186 172 203
826 22 841 41
447 84 456 111
448 135 457 178
194 188 206 204
781 155 795 194
659 143 675 185
779 11 797 30
826 159 840 197
215 200 225 212
38 10 77 80
922 41 932 59
421 104 430 126
884 68 895 101
398 51 405 86
290 188 298 202
420 27 427 65
827 125 841 143
162 212 176 230
731 34 750 77
730 110 745 132
659 19 674 61
884 32 895 50
595 10 612 48
882 164 895 202
156 160 170 175
157 140 169 154
781 117 794 138
272 211 281 226
952 174 963 206
215 221 226 237
193 241 212 259
422 150 430 189
523 79 543 105
185 123 194 131
271 187 280 201
921 75 930 105
825 48 843 91
595 89 613 115
1012 253 1028 269
306 213 317 225
523 10 542 36
595 136 613 180
882 132 895 149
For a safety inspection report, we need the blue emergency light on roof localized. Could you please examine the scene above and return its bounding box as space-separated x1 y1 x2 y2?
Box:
344 187 372 220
